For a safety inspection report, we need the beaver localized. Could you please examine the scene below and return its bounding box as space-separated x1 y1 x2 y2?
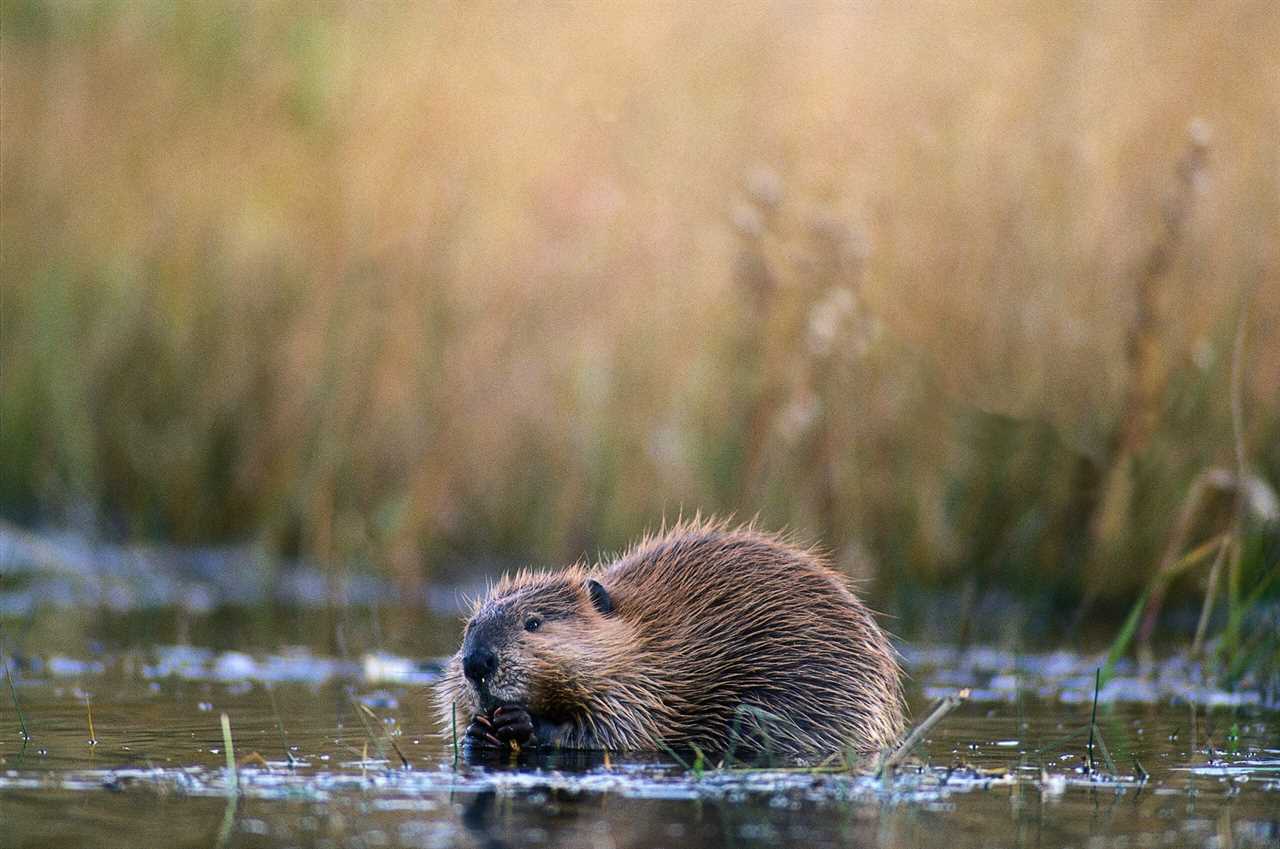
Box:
436 521 905 758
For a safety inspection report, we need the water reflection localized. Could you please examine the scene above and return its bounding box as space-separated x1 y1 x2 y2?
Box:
461 789 504 849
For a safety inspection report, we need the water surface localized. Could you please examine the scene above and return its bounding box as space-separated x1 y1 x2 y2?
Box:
2 604 1277 849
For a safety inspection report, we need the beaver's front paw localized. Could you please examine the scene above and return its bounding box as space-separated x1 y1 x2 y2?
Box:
491 704 537 748
463 713 503 748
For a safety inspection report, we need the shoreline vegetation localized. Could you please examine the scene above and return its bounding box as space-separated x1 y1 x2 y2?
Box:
2 2 1277 642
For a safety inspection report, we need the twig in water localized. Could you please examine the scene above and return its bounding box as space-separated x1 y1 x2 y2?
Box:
657 740 693 771
878 688 970 779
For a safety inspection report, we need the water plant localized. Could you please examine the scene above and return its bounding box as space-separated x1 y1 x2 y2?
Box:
216 712 239 849
264 684 297 768
220 712 238 793
354 700 409 769
1101 293 1279 691
84 693 96 746
2 643 27 742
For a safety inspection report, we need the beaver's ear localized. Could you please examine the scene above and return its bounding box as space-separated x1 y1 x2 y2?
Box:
586 579 614 616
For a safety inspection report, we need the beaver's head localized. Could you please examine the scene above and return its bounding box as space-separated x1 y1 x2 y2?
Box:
450 570 618 716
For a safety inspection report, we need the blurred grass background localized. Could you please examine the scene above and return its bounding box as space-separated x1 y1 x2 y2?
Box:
2 1 1277 617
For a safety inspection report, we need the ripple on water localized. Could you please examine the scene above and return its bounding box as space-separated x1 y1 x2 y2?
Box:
2 639 1279 849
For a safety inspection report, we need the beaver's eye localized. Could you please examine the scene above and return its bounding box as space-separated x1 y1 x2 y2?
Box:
524 617 541 632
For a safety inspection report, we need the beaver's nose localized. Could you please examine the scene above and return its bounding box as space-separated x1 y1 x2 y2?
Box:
463 647 498 684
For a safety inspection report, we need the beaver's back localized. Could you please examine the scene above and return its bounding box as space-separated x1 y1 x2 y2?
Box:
599 524 904 755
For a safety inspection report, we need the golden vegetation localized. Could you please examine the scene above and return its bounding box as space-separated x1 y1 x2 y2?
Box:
2 1 1277 603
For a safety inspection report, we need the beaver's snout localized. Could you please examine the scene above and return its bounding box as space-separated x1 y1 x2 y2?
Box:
463 646 498 686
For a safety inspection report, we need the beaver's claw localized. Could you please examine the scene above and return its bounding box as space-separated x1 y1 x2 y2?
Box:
463 712 503 748
491 704 537 748
463 706 537 750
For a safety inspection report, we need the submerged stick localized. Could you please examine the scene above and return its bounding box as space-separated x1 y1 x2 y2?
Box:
237 752 272 770
878 688 970 779
657 740 693 771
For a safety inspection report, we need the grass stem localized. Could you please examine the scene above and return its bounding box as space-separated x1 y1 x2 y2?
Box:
264 684 297 767
220 713 238 794
1191 535 1231 659
1105 532 1227 685
356 702 410 769
1086 668 1100 773
85 693 97 746
215 714 240 849
1 640 28 741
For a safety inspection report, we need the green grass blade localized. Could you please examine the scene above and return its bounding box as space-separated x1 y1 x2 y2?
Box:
1101 589 1149 687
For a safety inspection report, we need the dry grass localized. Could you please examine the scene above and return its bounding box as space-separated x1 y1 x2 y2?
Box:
2 1 1277 602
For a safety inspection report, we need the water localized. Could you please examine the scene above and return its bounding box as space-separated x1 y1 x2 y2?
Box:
2 603 1278 849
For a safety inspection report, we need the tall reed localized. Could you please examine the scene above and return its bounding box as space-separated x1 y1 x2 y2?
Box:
2 1 1277 606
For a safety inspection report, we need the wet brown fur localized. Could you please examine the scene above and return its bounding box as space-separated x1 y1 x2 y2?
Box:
436 520 905 757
